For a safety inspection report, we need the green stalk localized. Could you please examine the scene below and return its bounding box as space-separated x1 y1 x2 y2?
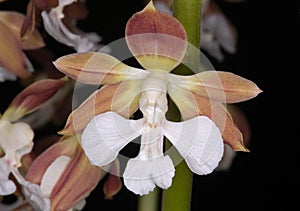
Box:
161 1 202 211
137 187 159 211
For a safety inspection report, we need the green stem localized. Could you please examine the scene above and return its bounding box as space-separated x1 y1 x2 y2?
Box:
137 187 160 211
161 0 202 211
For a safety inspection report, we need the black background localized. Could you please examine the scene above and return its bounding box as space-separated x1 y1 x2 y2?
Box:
1 0 299 210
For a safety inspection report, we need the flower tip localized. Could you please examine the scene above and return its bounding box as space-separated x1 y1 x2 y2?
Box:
144 0 156 11
57 128 73 136
235 145 250 152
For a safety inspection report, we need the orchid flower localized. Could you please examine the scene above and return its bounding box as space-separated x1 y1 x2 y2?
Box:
41 0 104 53
12 135 122 211
0 77 67 197
53 1 262 195
0 11 45 82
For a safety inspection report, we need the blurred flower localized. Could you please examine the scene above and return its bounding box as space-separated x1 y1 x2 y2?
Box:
41 0 106 52
0 11 45 82
0 77 67 197
16 135 121 211
201 0 238 61
54 1 261 195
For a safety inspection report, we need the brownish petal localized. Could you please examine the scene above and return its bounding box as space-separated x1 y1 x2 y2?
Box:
0 11 45 50
103 159 122 199
168 71 262 103
0 21 30 78
2 77 68 122
53 52 149 85
36 0 59 10
21 0 38 41
59 80 142 136
26 136 103 211
125 0 187 72
168 84 249 151
50 138 104 211
25 136 77 184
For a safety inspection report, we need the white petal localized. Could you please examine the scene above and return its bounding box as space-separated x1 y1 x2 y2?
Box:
0 159 16 195
0 121 34 166
165 116 224 175
40 155 71 197
21 182 51 211
41 8 99 53
123 156 174 195
81 112 143 167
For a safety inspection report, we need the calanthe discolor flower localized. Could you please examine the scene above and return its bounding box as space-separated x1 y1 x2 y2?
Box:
54 1 262 195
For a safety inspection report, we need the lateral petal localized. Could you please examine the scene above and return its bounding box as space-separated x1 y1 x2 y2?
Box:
168 71 262 103
125 1 187 72
165 116 224 175
123 155 174 195
59 80 142 136
53 52 149 84
81 112 143 167
168 84 248 151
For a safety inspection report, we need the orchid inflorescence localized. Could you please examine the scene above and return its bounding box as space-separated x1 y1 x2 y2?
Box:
0 0 261 210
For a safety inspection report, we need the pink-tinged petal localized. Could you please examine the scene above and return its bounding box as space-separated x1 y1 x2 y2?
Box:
53 52 149 84
168 84 249 151
26 136 104 211
123 156 174 195
59 80 143 136
168 71 262 103
165 116 224 175
2 77 68 122
0 22 30 79
103 159 122 199
81 112 143 167
125 0 187 72
0 11 45 50
21 0 37 41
